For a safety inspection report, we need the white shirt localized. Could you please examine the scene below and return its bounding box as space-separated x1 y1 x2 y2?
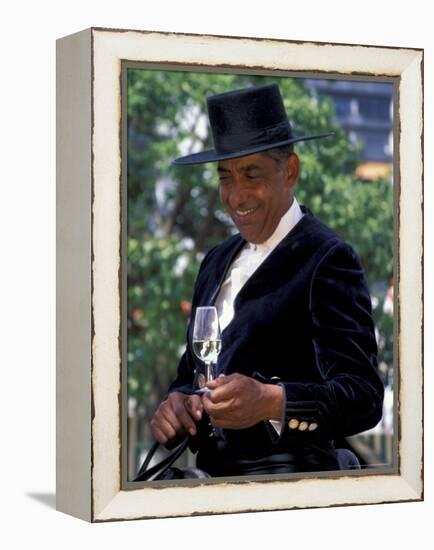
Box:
214 198 304 434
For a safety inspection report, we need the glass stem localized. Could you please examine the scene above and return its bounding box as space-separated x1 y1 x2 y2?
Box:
205 361 215 382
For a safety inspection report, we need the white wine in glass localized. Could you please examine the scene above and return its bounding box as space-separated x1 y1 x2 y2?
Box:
192 306 222 391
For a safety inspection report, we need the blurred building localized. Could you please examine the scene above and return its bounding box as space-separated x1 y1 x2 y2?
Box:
306 79 394 181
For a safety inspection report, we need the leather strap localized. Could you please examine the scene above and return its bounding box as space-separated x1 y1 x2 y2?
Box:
134 437 190 482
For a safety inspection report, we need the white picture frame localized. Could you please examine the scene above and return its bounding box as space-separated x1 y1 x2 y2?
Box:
56 27 423 522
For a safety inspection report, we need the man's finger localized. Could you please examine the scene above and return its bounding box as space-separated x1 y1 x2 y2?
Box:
171 401 199 436
205 374 227 390
160 405 187 436
202 393 232 416
207 379 237 403
151 415 178 442
186 395 203 421
151 424 183 449
151 424 169 445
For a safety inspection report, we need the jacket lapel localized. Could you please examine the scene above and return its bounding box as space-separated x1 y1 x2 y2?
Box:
202 235 245 306
233 210 316 304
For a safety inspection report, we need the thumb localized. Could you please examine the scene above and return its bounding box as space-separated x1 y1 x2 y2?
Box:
186 394 203 420
205 373 227 389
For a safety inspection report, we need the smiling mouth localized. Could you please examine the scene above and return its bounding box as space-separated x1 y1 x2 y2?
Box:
235 206 259 217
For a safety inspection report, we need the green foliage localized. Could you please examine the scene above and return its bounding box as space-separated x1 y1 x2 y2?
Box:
128 236 201 402
127 69 394 416
297 173 393 286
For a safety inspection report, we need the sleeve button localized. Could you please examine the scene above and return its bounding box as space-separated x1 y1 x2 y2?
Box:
308 422 318 431
288 418 299 430
298 421 309 431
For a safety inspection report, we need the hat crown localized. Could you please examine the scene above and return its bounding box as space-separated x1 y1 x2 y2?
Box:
171 82 333 165
207 84 293 154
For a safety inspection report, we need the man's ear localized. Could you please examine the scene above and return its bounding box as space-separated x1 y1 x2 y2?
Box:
286 153 300 188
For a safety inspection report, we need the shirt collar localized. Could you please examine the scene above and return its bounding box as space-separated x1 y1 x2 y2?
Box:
250 197 303 253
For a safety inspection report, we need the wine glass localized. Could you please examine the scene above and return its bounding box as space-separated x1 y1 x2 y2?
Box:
192 306 222 394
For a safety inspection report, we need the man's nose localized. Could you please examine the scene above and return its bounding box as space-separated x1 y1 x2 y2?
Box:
228 182 249 210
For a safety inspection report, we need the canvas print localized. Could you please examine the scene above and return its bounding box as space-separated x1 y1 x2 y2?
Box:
125 68 395 483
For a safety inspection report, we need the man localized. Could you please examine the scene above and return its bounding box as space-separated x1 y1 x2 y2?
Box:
149 83 384 477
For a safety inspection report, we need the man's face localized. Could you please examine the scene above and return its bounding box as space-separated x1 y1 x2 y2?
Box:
218 152 299 244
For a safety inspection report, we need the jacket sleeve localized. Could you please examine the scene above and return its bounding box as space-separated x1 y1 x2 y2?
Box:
166 344 197 396
278 241 384 444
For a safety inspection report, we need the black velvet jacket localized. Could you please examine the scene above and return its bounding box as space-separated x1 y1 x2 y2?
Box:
167 209 384 475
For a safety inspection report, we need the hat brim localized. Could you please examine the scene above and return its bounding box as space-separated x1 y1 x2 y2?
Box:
172 132 334 165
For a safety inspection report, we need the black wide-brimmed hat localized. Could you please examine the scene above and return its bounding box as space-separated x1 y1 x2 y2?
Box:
172 83 333 165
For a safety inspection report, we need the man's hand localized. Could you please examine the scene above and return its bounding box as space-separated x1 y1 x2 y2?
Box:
150 391 203 448
202 373 284 430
